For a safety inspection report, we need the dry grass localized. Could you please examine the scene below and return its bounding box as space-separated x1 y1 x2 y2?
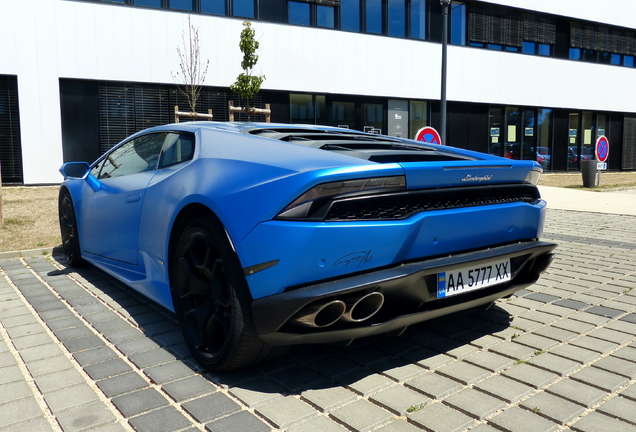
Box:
538 171 636 189
2 170 636 254
1 186 60 253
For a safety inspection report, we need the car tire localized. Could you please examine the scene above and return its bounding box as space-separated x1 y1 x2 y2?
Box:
170 216 285 371
58 191 85 267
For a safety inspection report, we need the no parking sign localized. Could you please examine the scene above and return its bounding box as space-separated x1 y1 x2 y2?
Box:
596 136 609 170
414 127 442 145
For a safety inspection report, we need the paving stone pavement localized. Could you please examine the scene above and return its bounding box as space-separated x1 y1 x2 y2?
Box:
1 208 636 432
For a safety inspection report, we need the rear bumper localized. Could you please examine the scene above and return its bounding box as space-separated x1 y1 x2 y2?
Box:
251 240 556 345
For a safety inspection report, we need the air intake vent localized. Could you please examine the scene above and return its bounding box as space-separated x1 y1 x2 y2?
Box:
325 185 540 221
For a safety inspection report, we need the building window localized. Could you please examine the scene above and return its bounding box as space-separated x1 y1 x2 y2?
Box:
450 3 466 45
289 1 311 26
289 2 336 28
468 4 555 56
570 22 636 67
409 0 426 39
331 101 356 129
233 0 254 18
291 94 313 122
290 94 327 124
169 0 193 11
362 103 383 134
0 75 22 184
317 5 335 28
536 109 552 171
365 0 383 34
488 107 503 157
388 0 406 38
133 0 162 7
409 101 428 139
340 0 361 32
201 0 226 15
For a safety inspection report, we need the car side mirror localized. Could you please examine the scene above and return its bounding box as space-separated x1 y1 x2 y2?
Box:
60 162 90 179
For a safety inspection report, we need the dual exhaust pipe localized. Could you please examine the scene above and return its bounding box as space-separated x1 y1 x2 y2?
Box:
292 292 385 328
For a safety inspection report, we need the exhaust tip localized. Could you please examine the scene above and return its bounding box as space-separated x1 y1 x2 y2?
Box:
292 300 346 328
342 292 385 323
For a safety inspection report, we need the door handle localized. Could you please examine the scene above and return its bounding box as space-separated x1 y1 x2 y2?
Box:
126 193 141 203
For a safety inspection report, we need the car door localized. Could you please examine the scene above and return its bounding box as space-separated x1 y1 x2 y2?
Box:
79 133 167 265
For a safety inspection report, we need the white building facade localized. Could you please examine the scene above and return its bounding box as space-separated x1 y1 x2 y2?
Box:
1 0 635 184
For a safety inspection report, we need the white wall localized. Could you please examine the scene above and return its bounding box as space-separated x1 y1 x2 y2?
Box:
0 0 635 183
447 45 636 113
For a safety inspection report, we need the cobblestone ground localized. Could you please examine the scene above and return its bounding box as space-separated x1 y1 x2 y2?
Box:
1 208 636 432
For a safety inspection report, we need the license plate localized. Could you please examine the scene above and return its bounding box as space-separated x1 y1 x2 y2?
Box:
437 259 511 298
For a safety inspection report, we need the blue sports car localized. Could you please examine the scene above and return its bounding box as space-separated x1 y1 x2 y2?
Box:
59 122 556 371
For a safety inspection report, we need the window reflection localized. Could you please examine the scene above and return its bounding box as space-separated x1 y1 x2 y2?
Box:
290 94 315 123
568 112 580 171
538 44 551 56
201 0 225 15
317 6 335 28
233 0 254 18
169 0 193 11
365 0 382 34
450 3 466 45
133 0 161 7
341 0 361 32
98 133 166 179
388 0 406 38
331 101 356 130
488 108 503 157
363 103 383 134
537 109 552 171
409 101 428 139
290 94 327 124
289 1 311 26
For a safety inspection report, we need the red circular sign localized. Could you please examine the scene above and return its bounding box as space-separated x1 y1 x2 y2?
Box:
414 127 442 145
596 136 609 163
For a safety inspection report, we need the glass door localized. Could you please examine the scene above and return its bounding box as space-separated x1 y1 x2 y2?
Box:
568 112 580 171
330 101 356 130
523 109 538 164
505 107 521 159
362 103 383 134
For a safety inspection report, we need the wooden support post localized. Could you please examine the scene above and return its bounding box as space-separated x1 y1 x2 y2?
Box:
174 106 213 123
228 101 271 123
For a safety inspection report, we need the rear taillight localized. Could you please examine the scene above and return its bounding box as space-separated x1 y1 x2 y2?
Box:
277 176 406 219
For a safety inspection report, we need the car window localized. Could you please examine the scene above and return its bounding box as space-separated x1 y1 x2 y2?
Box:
159 133 195 169
97 133 167 179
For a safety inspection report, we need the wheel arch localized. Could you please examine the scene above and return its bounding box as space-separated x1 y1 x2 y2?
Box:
169 203 215 265
167 203 241 286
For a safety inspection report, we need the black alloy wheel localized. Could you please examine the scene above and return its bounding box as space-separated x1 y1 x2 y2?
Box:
170 216 278 371
58 191 84 267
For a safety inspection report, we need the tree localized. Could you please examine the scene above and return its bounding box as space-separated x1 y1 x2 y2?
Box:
172 15 209 115
230 21 265 114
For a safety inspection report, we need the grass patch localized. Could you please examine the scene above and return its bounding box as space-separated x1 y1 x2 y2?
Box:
3 217 34 226
407 403 427 413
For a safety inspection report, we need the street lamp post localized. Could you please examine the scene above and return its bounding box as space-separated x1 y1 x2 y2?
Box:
440 0 451 145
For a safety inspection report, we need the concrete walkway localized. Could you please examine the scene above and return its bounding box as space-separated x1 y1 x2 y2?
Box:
1 189 636 431
539 185 636 216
